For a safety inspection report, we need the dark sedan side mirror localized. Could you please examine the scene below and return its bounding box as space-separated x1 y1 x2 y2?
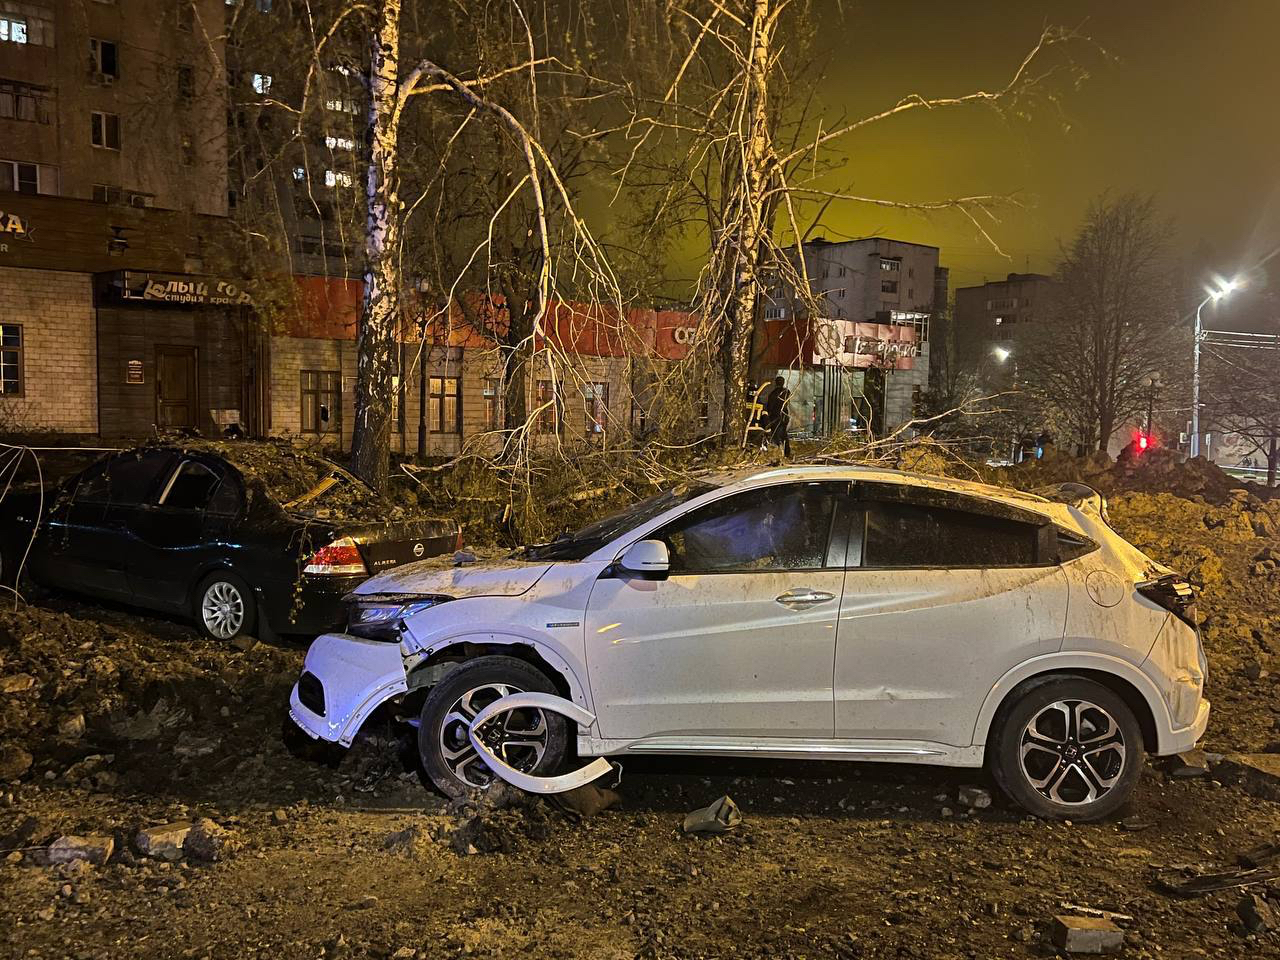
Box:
619 539 670 580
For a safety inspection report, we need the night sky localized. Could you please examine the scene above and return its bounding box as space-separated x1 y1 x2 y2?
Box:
740 0 1280 290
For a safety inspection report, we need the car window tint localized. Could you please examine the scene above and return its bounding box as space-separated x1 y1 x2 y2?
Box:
160 460 222 511
661 483 837 573
206 476 242 516
864 501 1037 567
75 451 174 506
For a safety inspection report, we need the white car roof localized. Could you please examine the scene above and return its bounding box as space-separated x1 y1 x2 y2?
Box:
698 464 1056 515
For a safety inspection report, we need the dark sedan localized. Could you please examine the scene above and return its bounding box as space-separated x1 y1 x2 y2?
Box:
0 441 459 641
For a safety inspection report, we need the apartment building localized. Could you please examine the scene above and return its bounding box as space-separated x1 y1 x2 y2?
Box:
952 272 1057 382
760 236 946 437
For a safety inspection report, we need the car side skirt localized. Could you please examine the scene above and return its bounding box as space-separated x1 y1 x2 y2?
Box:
580 735 986 768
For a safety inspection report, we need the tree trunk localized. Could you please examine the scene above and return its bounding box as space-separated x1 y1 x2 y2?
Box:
721 0 772 446
349 0 403 492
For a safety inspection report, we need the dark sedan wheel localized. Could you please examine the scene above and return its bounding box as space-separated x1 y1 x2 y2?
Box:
991 677 1144 822
194 571 257 642
417 656 568 799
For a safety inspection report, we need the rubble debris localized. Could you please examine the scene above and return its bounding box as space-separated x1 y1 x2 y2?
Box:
46 835 114 866
1058 903 1134 923
1237 840 1280 869
957 785 993 809
183 818 241 862
553 782 622 820
1050 915 1124 954
1237 893 1278 934
1166 749 1211 778
384 821 442 859
0 673 35 694
0 743 32 780
683 796 742 835
1215 754 1280 802
135 822 192 861
1157 866 1280 898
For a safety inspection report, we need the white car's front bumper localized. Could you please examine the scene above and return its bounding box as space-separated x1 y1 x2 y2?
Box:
289 633 409 747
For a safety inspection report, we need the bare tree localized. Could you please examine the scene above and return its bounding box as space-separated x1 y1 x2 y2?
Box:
1024 194 1182 453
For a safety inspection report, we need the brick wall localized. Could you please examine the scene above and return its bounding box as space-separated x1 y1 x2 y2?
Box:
268 335 723 455
0 267 97 435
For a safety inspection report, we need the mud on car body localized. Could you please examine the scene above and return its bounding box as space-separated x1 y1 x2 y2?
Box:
289 465 1209 820
0 442 459 641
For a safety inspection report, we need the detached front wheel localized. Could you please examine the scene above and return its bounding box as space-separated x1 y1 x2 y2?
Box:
991 677 1144 822
417 655 569 799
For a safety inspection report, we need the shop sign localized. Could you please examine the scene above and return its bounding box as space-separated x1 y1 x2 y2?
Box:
120 272 252 306
811 320 918 370
0 211 32 240
125 359 144 384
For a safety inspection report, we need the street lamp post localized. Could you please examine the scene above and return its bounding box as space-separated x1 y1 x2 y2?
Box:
1142 373 1161 438
1191 278 1242 459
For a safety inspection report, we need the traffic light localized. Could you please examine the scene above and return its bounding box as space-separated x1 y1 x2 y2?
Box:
1137 434 1149 451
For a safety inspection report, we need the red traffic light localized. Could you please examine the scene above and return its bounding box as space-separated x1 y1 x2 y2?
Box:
1138 434 1149 451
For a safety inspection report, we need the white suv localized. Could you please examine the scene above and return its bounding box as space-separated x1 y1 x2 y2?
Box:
289 466 1209 820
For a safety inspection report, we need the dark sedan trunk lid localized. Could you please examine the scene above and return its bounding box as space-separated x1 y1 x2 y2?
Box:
341 517 460 574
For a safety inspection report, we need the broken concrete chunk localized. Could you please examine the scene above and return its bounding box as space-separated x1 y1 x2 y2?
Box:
1216 754 1280 802
135 822 192 861
957 785 993 809
0 743 33 781
553 783 622 820
46 835 114 866
183 818 241 862
0 673 35 694
1050 915 1124 954
1237 893 1278 933
1166 749 1211 778
683 795 742 835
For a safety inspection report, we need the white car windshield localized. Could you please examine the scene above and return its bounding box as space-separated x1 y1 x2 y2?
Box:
523 481 717 561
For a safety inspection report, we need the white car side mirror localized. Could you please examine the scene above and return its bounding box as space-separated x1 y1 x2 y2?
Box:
619 539 670 580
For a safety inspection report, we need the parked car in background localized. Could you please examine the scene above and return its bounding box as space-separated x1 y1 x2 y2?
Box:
289 465 1208 821
0 440 458 641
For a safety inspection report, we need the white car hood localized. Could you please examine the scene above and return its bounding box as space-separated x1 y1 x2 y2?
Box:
351 557 555 599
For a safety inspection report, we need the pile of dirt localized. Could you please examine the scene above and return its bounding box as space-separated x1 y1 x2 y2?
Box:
0 603 300 783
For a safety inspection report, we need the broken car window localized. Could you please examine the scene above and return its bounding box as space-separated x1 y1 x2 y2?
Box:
524 482 716 561
863 501 1037 568
661 483 837 573
159 460 222 511
75 452 176 506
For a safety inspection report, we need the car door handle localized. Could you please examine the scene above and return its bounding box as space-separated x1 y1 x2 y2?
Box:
775 589 835 606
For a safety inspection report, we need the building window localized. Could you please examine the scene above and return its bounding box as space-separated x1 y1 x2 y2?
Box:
881 279 898 295
0 81 50 123
324 98 358 114
0 159 56 195
252 73 272 94
324 135 354 151
92 183 121 203
830 287 846 300
763 305 785 321
324 169 352 188
177 65 194 100
300 370 340 434
0 16 27 44
180 133 195 166
880 259 901 273
535 380 560 433
698 399 710 432
584 382 608 435
256 0 271 10
89 39 119 78
482 378 502 430
428 376 460 434
1 324 22 396
91 112 121 150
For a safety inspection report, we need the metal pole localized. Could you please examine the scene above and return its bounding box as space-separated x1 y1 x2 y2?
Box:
1146 386 1154 437
1191 296 1206 458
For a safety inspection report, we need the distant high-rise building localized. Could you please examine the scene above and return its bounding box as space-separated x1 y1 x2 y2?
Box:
952 272 1058 381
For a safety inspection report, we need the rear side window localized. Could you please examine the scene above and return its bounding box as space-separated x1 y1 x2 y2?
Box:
159 460 223 511
661 483 838 573
864 501 1038 568
75 451 175 505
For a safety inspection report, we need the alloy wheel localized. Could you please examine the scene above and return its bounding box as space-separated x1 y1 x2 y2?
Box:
1018 699 1127 806
201 580 246 640
438 683 548 789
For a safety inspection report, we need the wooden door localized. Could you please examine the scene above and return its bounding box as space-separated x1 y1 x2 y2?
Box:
156 346 198 429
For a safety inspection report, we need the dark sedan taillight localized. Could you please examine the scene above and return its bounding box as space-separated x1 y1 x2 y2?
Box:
1137 574 1197 628
303 536 368 576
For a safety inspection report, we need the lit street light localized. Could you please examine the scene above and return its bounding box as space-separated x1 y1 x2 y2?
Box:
1191 277 1243 458
992 345 1011 362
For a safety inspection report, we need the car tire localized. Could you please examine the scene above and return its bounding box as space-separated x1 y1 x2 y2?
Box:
990 677 1144 822
417 655 569 799
194 571 257 643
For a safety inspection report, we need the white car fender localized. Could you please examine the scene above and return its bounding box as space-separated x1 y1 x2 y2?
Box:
467 693 616 793
970 651 1175 752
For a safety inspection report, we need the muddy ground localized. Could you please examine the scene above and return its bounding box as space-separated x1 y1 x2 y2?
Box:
4 465 1280 958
